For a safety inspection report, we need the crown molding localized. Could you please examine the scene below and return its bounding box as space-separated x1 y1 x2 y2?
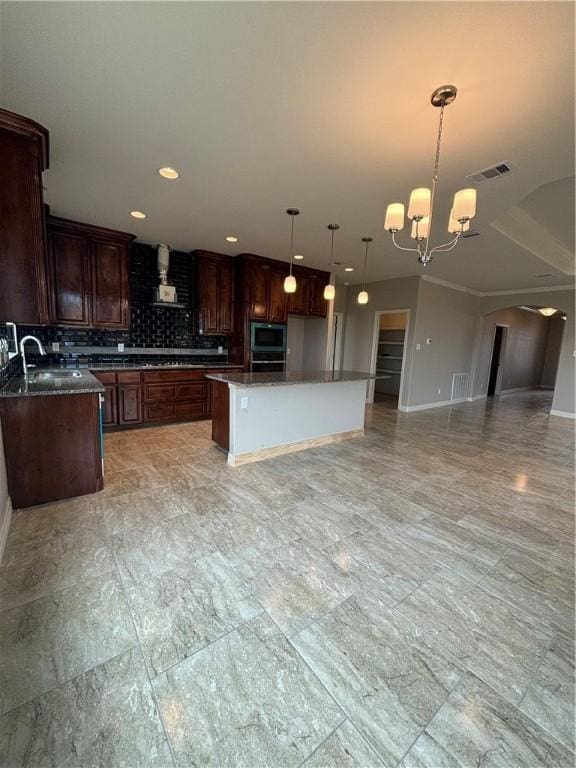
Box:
420 274 574 298
420 275 481 296
480 284 574 297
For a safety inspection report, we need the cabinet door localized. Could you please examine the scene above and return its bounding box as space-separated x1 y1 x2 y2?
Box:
0 127 49 324
308 274 328 318
249 265 270 320
118 385 142 425
288 274 309 315
48 230 92 326
101 385 118 427
269 270 288 323
199 259 220 333
92 238 130 328
219 262 234 333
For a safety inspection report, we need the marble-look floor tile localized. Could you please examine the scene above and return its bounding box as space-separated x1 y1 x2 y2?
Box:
0 647 172 767
325 525 441 606
478 548 574 638
340 489 431 531
154 613 344 767
292 592 463 766
395 569 553 705
236 538 359 636
97 486 194 536
0 573 136 715
127 551 262 675
301 720 385 767
281 498 367 549
520 634 575 752
0 530 115 610
97 465 167 500
202 503 296 565
400 514 507 582
112 512 216 585
401 673 573 768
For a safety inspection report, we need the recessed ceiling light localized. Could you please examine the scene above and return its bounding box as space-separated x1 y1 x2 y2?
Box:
225 235 239 243
293 254 304 261
344 266 354 272
130 210 147 219
158 167 180 180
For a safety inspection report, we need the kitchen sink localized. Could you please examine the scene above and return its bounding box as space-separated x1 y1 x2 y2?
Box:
32 370 82 379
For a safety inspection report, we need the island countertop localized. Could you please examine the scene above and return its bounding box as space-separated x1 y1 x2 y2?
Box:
205 370 375 388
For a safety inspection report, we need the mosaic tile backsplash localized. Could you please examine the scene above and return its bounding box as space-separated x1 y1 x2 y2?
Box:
17 243 228 352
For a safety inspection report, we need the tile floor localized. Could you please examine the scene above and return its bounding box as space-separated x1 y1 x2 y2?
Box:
0 390 574 767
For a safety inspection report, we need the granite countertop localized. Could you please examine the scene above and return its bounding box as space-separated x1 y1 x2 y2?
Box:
86 363 244 371
205 370 375 388
0 369 105 398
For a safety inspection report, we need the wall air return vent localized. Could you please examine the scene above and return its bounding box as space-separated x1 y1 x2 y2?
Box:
466 161 517 185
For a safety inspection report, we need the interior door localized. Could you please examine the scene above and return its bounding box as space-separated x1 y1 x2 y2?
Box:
488 325 505 396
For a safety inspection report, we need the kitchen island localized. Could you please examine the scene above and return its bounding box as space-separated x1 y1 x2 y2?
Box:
206 370 374 466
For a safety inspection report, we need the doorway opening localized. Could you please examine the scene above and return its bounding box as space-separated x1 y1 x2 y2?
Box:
487 324 508 396
330 311 344 373
369 309 410 409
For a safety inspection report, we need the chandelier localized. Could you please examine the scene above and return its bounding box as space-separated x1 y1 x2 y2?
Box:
384 85 477 267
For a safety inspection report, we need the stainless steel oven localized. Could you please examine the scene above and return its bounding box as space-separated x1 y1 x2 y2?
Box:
250 323 287 353
250 323 287 373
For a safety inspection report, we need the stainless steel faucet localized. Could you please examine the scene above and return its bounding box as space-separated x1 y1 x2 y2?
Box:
19 335 46 375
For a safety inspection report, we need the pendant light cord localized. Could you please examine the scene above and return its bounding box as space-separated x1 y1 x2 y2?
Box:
289 214 295 276
329 227 335 286
362 240 369 290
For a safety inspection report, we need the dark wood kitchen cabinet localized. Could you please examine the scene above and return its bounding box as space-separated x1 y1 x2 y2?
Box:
0 109 50 325
239 256 288 323
0 392 103 508
288 268 328 318
194 251 235 335
47 216 134 329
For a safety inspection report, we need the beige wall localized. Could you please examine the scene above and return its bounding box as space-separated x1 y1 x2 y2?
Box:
342 276 419 408
540 315 564 389
473 308 549 395
287 315 329 372
286 316 305 372
408 280 479 407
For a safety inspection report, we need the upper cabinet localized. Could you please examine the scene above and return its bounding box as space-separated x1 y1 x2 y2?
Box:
239 256 288 323
194 250 235 335
47 216 134 329
0 109 50 325
288 267 329 318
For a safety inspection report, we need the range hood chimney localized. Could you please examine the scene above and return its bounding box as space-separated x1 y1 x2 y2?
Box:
153 243 178 305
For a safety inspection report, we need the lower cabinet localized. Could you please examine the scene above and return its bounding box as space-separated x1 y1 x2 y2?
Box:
92 368 242 429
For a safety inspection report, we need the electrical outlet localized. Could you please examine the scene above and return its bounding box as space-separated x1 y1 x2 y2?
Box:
437 388 441 395
416 343 421 351
117 343 124 352
218 346 223 354
52 342 60 352
240 396 249 410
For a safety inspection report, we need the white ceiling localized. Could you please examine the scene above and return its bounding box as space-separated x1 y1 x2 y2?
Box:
1 1 574 292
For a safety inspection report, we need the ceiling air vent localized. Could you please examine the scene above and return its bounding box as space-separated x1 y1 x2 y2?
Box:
466 161 517 185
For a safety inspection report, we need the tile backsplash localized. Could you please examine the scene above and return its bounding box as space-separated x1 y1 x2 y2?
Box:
18 243 228 351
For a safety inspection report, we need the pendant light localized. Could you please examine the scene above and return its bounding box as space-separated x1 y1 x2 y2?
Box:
283 208 299 294
357 237 372 304
323 224 339 301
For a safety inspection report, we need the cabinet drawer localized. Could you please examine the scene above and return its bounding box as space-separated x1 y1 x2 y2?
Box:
117 371 141 384
92 371 117 384
175 382 206 400
142 370 206 383
145 384 175 402
174 401 206 419
144 402 175 421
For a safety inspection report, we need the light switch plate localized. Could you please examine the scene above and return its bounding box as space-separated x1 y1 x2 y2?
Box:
240 396 249 410
416 343 421 351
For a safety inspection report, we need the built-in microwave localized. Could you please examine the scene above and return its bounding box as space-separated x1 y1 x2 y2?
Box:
250 322 287 353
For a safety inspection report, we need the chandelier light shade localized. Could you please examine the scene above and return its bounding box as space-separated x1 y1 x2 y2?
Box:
449 209 470 235
283 208 300 294
384 85 478 266
323 223 340 301
384 203 405 232
357 237 372 305
408 188 431 220
538 307 558 317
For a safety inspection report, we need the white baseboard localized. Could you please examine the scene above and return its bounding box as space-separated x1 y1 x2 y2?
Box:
467 394 487 402
399 397 468 413
0 495 12 565
550 409 576 419
500 386 533 394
